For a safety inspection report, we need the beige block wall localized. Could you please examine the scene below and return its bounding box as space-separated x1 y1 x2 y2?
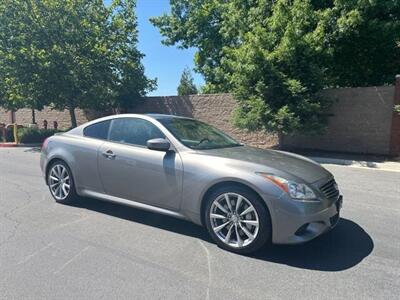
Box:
281 86 395 155
0 95 277 149
131 94 278 149
0 108 88 129
0 109 12 125
1 85 397 155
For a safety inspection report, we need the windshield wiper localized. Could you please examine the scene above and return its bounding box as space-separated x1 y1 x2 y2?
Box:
194 137 211 147
223 143 243 148
197 143 243 150
212 143 243 149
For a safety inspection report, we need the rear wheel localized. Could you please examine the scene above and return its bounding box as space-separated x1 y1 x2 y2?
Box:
204 185 271 254
47 160 78 204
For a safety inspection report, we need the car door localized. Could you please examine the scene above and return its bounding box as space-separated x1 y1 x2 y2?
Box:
72 119 111 193
98 117 183 211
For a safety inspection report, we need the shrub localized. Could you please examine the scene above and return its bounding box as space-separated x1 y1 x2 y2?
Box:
1 127 15 142
6 128 15 142
17 127 61 144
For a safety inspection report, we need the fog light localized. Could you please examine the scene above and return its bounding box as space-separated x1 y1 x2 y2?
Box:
295 223 310 236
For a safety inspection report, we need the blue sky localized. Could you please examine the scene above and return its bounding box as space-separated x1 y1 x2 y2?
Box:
119 0 204 96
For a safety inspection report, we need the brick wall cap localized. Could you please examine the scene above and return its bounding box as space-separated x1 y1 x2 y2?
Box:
323 85 393 91
145 93 232 99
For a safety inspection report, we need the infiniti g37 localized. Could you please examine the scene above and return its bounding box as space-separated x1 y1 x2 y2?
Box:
41 114 343 254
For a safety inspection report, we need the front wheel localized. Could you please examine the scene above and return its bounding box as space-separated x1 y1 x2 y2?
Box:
47 160 78 204
204 185 272 254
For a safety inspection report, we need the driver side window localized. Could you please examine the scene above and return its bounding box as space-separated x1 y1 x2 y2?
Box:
108 118 165 147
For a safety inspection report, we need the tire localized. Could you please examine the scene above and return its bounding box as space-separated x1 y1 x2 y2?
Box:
47 160 79 204
204 184 271 254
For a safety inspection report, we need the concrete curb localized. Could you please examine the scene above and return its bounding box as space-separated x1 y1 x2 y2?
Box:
17 143 42 148
0 143 42 148
309 156 400 172
0 143 18 148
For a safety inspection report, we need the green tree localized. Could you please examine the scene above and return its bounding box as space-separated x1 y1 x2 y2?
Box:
0 0 155 127
316 0 400 87
177 67 198 95
151 0 400 134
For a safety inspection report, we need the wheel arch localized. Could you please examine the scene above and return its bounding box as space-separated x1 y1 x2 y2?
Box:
199 180 272 228
45 157 71 184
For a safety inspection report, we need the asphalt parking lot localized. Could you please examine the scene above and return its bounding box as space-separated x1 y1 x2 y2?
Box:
1 148 399 299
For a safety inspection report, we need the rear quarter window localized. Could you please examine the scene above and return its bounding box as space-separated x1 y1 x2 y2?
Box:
83 120 111 140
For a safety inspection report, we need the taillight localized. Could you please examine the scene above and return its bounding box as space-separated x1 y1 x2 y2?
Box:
42 137 50 150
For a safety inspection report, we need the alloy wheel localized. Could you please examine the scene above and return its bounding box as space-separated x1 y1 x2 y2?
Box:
209 193 259 248
49 164 71 201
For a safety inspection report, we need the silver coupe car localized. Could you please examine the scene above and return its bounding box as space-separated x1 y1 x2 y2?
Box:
41 114 342 254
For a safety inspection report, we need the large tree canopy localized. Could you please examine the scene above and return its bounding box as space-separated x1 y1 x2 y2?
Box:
151 0 400 134
0 0 156 127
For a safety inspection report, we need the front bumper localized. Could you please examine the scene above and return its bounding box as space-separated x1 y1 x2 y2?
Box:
270 195 343 245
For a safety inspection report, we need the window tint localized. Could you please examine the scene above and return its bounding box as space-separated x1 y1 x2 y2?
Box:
158 118 241 150
83 120 111 140
109 118 165 147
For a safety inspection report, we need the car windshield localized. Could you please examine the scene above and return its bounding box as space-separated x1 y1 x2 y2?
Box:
158 118 242 150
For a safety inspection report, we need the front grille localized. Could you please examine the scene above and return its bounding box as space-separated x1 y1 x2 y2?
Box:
320 179 340 200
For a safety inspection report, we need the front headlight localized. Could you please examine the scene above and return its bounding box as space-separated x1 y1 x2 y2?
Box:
257 173 317 201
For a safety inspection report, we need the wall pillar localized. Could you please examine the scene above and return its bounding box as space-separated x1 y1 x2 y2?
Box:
389 75 400 156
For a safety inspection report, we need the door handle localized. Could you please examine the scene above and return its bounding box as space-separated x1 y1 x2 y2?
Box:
102 150 116 159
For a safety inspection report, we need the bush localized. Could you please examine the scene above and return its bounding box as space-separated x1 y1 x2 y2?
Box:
6 128 15 142
17 127 61 144
0 127 15 142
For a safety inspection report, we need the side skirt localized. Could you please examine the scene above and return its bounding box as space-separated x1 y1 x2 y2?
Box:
80 189 188 221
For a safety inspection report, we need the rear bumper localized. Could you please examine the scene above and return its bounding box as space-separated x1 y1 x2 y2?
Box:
40 151 48 183
269 195 343 245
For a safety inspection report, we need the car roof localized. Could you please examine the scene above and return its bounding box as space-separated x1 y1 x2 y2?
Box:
145 113 192 120
72 113 193 131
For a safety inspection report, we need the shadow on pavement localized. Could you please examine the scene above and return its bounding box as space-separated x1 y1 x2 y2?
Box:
23 147 41 153
73 197 212 242
73 197 373 272
252 218 374 271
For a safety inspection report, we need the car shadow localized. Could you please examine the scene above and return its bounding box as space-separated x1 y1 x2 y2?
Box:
251 218 374 271
72 197 373 272
72 197 212 242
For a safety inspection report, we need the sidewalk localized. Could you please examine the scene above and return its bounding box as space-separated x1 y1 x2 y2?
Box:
309 156 400 172
294 150 400 172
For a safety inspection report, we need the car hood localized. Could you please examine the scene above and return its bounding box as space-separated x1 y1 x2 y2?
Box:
196 146 331 183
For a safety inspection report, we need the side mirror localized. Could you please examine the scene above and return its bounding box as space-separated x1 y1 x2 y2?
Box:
147 138 171 152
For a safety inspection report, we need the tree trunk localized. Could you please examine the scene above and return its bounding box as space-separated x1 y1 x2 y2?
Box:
31 109 36 124
9 110 16 124
278 133 284 149
69 107 77 128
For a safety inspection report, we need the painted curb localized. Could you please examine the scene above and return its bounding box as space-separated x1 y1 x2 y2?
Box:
0 143 42 148
0 143 18 148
